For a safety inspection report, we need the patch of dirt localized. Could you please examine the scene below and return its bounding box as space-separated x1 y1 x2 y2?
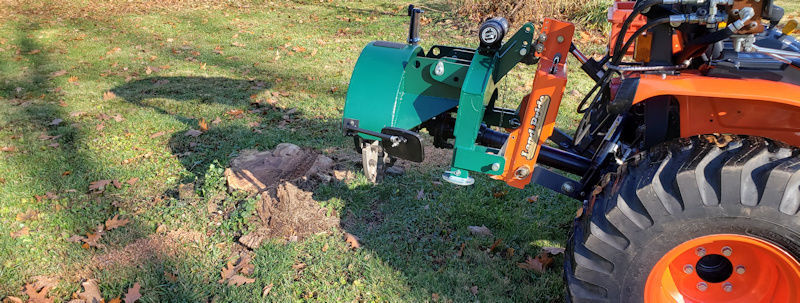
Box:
225 143 335 193
91 229 206 271
238 182 339 249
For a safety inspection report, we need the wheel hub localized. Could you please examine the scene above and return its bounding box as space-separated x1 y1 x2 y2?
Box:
645 234 800 303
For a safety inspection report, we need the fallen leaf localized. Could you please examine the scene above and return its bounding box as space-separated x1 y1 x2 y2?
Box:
68 76 79 83
103 91 117 101
470 285 478 295
492 190 508 198
105 215 130 230
227 275 255 286
432 293 440 302
456 243 465 257
527 195 539 203
262 283 274 297
415 189 425 200
321 243 328 252
48 143 59 148
218 255 254 284
149 131 166 138
126 177 139 185
344 232 360 249
50 70 67 77
16 209 39 221
518 251 554 273
89 179 112 191
292 262 307 270
108 298 121 303
112 179 122 189
467 225 493 237
67 235 85 243
489 238 503 252
211 117 222 125
164 271 177 282
10 226 29 238
81 231 102 248
22 281 53 303
542 247 565 255
185 129 202 137
2 296 23 303
199 118 209 132
1 146 16 152
122 282 141 303
75 279 103 303
49 118 63 126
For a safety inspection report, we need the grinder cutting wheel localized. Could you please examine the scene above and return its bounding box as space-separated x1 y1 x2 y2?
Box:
342 1 800 301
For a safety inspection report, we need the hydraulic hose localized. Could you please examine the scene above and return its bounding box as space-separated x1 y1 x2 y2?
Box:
611 0 665 64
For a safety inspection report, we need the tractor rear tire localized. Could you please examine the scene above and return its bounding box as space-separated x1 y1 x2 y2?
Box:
565 136 800 302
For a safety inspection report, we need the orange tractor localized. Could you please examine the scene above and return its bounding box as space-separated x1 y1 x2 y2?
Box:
341 0 800 301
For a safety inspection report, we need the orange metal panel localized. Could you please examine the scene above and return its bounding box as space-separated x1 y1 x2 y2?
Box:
633 72 800 146
496 19 574 189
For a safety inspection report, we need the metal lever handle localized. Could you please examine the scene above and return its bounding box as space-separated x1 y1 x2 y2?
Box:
407 5 424 45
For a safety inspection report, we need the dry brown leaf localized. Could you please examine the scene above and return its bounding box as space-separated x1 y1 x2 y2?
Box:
68 76 79 83
149 131 166 139
103 91 117 101
75 279 103 303
50 70 67 78
344 232 360 249
89 180 112 191
126 178 139 185
321 243 328 252
164 271 177 283
218 255 253 284
10 226 29 238
492 190 508 198
292 262 307 270
470 285 478 295
108 297 121 303
199 118 209 132
185 129 202 137
112 179 122 189
67 235 85 243
517 255 545 272
542 247 565 255
489 238 503 252
527 195 539 203
211 117 222 125
23 282 53 303
467 225 493 237
1 146 16 152
16 209 39 221
456 243 465 258
81 232 102 248
262 283 274 297
104 215 130 231
226 109 244 117
2 296 23 303
123 282 141 303
227 275 255 286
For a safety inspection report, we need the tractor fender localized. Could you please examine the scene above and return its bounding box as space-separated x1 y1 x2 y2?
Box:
630 72 800 147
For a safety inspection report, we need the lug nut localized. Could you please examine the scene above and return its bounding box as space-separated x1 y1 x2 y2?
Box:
723 282 733 292
697 282 708 292
683 264 694 274
696 247 707 257
722 246 732 256
736 265 746 275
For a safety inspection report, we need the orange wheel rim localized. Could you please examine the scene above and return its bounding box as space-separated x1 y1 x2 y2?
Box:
645 234 800 303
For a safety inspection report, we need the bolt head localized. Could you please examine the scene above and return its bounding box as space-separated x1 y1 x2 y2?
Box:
519 48 527 56
696 247 707 257
683 264 694 274
722 246 732 256
736 265 746 275
492 163 501 171
723 282 733 292
697 282 708 292
557 35 565 43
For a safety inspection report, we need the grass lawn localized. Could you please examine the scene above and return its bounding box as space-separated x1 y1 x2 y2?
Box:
1 0 797 302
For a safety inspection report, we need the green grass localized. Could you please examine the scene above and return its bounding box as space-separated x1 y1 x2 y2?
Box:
2 1 797 302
